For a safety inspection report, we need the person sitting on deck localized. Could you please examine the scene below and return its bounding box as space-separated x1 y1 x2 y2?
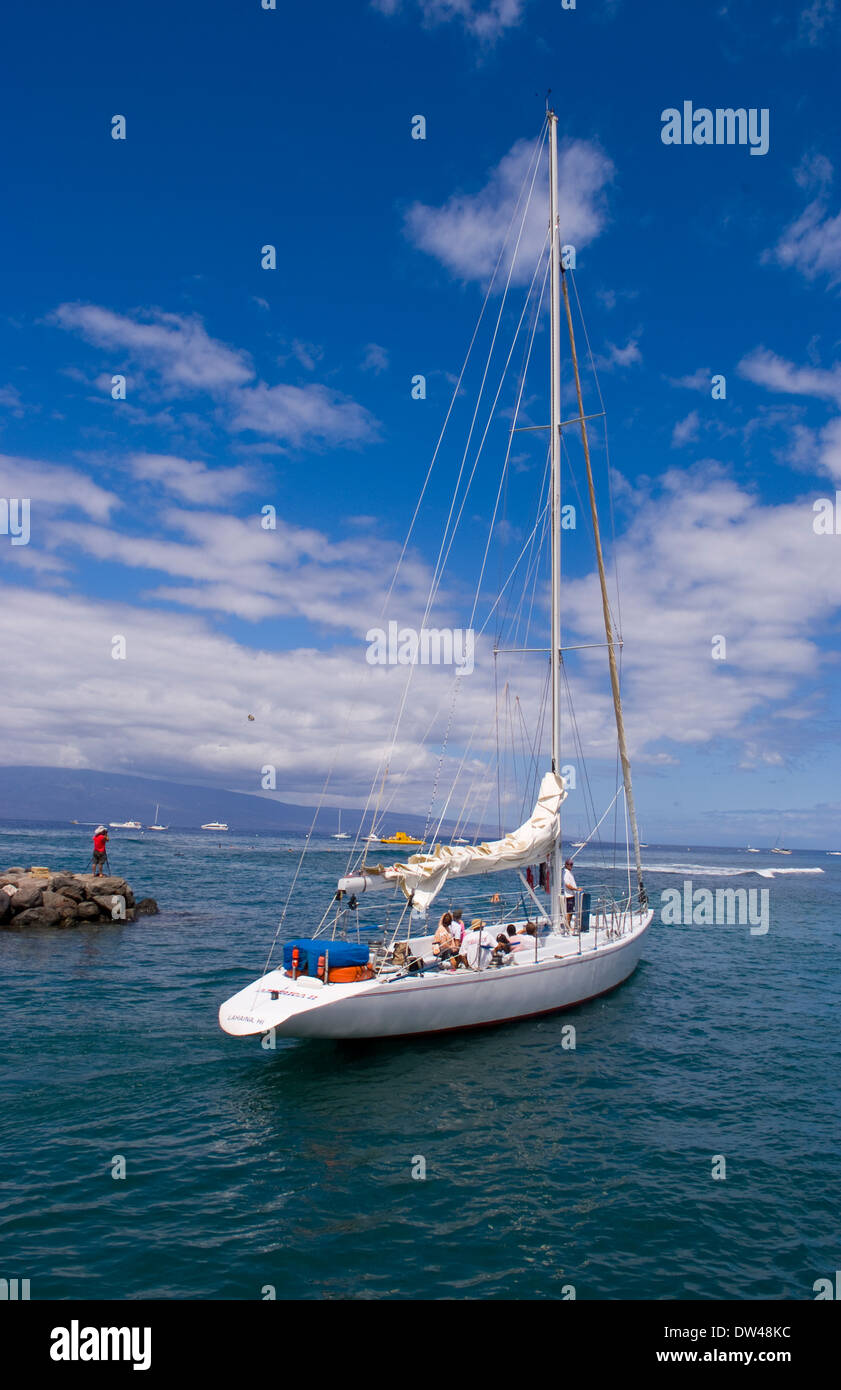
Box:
506 924 525 950
462 919 493 970
491 933 513 966
450 909 465 944
432 913 460 969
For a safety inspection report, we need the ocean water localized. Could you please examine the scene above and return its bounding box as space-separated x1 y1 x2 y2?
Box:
1 823 839 1301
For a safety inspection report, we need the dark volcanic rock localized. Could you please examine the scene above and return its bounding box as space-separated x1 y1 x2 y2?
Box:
134 898 159 917
75 901 101 921
0 892 11 923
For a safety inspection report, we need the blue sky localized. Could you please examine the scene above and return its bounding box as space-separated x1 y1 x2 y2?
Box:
1 0 841 845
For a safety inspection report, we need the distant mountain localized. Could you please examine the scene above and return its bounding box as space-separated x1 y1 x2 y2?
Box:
0 765 437 835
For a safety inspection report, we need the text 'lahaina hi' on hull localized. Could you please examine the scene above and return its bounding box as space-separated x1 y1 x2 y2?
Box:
219 110 652 1043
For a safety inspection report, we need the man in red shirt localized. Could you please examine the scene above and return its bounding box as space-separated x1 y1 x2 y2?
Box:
92 826 109 876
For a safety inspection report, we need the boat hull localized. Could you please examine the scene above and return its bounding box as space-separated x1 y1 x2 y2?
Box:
219 913 652 1041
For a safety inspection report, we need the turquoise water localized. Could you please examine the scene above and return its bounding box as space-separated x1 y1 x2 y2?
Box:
1 824 839 1300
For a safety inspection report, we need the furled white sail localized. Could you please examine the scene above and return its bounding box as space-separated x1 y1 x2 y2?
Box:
390 769 565 912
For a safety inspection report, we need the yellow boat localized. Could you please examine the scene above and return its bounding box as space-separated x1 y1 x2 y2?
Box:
379 831 424 846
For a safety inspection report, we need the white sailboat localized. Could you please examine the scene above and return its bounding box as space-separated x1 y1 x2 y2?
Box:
219 111 653 1043
147 804 168 831
332 810 350 840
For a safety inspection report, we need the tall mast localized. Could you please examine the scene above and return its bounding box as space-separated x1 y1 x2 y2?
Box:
548 111 563 932
559 258 648 907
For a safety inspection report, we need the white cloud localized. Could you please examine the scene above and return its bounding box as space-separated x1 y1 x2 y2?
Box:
53 304 253 394
794 152 834 192
560 466 841 760
230 382 380 446
128 454 256 505
372 0 528 42
53 303 381 449
405 137 613 285
597 337 642 370
47 505 431 633
668 367 712 392
798 0 838 46
764 158 841 288
671 411 701 447
738 348 841 406
361 343 390 374
0 454 120 521
0 385 24 417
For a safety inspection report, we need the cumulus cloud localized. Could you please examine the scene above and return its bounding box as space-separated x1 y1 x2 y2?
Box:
560 467 841 762
764 158 841 288
53 304 253 395
671 411 700 447
405 137 614 285
53 304 380 449
596 337 642 370
0 453 120 521
128 454 256 505
372 0 528 42
798 0 838 46
668 367 712 392
361 343 390 374
229 382 380 446
738 348 841 406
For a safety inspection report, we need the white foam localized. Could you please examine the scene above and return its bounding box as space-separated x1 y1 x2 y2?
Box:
638 862 824 878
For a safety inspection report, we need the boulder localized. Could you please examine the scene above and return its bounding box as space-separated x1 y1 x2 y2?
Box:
3 866 25 875
81 875 130 901
134 898 159 917
11 905 63 928
91 895 128 920
48 873 81 893
10 881 44 912
42 891 79 919
0 892 10 923
75 902 101 921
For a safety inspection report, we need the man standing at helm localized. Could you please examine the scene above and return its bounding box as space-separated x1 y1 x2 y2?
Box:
563 858 578 932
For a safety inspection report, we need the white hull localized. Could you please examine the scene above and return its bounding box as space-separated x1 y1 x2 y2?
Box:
219 911 652 1041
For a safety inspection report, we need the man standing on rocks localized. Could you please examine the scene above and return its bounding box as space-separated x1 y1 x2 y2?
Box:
92 826 109 876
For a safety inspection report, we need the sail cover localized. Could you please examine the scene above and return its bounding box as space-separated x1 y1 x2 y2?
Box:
389 769 566 913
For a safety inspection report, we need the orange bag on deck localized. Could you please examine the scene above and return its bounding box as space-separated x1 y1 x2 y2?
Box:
327 964 375 984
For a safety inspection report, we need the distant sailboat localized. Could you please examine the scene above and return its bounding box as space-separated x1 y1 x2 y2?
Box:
147 804 168 831
332 810 350 840
746 846 760 853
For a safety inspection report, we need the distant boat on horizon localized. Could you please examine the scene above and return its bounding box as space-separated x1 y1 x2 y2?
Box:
332 810 350 840
147 804 168 831
109 820 141 829
379 830 424 846
201 820 228 831
746 846 760 853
